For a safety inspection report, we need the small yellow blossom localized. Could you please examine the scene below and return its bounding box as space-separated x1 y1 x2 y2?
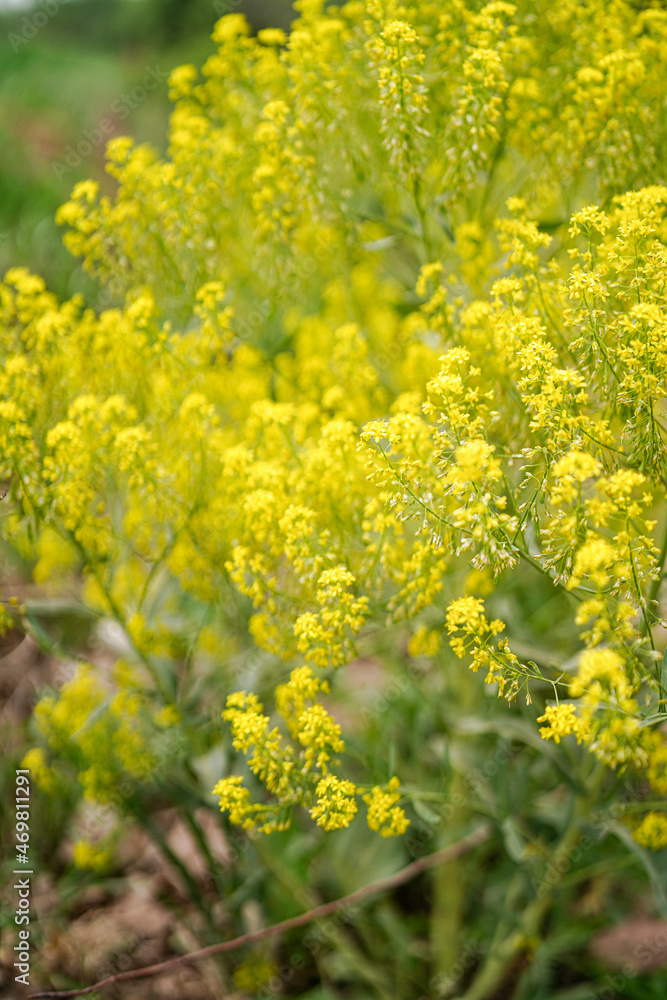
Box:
537 704 589 744
310 775 358 830
363 777 410 837
632 812 667 851
648 744 667 795
72 840 113 872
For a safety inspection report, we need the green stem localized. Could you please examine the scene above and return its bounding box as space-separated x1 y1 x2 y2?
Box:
414 177 435 262
88 552 173 703
133 805 216 937
454 764 606 1000
431 665 478 977
642 515 667 709
647 516 667 615
253 838 395 1000
183 808 225 897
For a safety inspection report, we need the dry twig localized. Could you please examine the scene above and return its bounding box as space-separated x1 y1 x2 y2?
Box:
30 824 491 999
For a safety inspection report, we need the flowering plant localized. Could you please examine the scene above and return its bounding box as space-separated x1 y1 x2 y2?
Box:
4 2 667 997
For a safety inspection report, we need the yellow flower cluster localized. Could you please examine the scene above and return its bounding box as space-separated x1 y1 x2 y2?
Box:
365 16 429 185
72 839 114 872
632 813 667 852
6 0 667 847
445 597 541 702
537 705 589 745
407 624 441 658
363 777 410 837
0 593 24 635
293 566 369 669
233 959 278 993
310 775 359 831
28 663 182 806
20 747 57 795
213 666 408 836
446 597 505 666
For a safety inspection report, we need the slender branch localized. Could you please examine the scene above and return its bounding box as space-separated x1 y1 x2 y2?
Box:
644 514 667 711
30 826 491 1000
646 515 667 616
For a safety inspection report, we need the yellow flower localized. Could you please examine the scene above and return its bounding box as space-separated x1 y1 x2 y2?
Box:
569 537 618 590
570 648 634 705
72 840 113 872
20 748 56 793
632 813 667 851
7 0 667 850
310 775 358 830
212 776 256 829
550 451 601 505
154 705 181 729
445 439 501 487
363 777 409 837
648 744 667 795
407 625 441 658
537 704 589 744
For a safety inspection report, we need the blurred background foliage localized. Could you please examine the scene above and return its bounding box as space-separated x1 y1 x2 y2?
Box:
0 0 293 298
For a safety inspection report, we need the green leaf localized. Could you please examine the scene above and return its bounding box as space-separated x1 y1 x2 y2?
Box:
452 715 586 794
605 822 667 919
411 797 442 827
501 816 526 863
637 713 667 729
